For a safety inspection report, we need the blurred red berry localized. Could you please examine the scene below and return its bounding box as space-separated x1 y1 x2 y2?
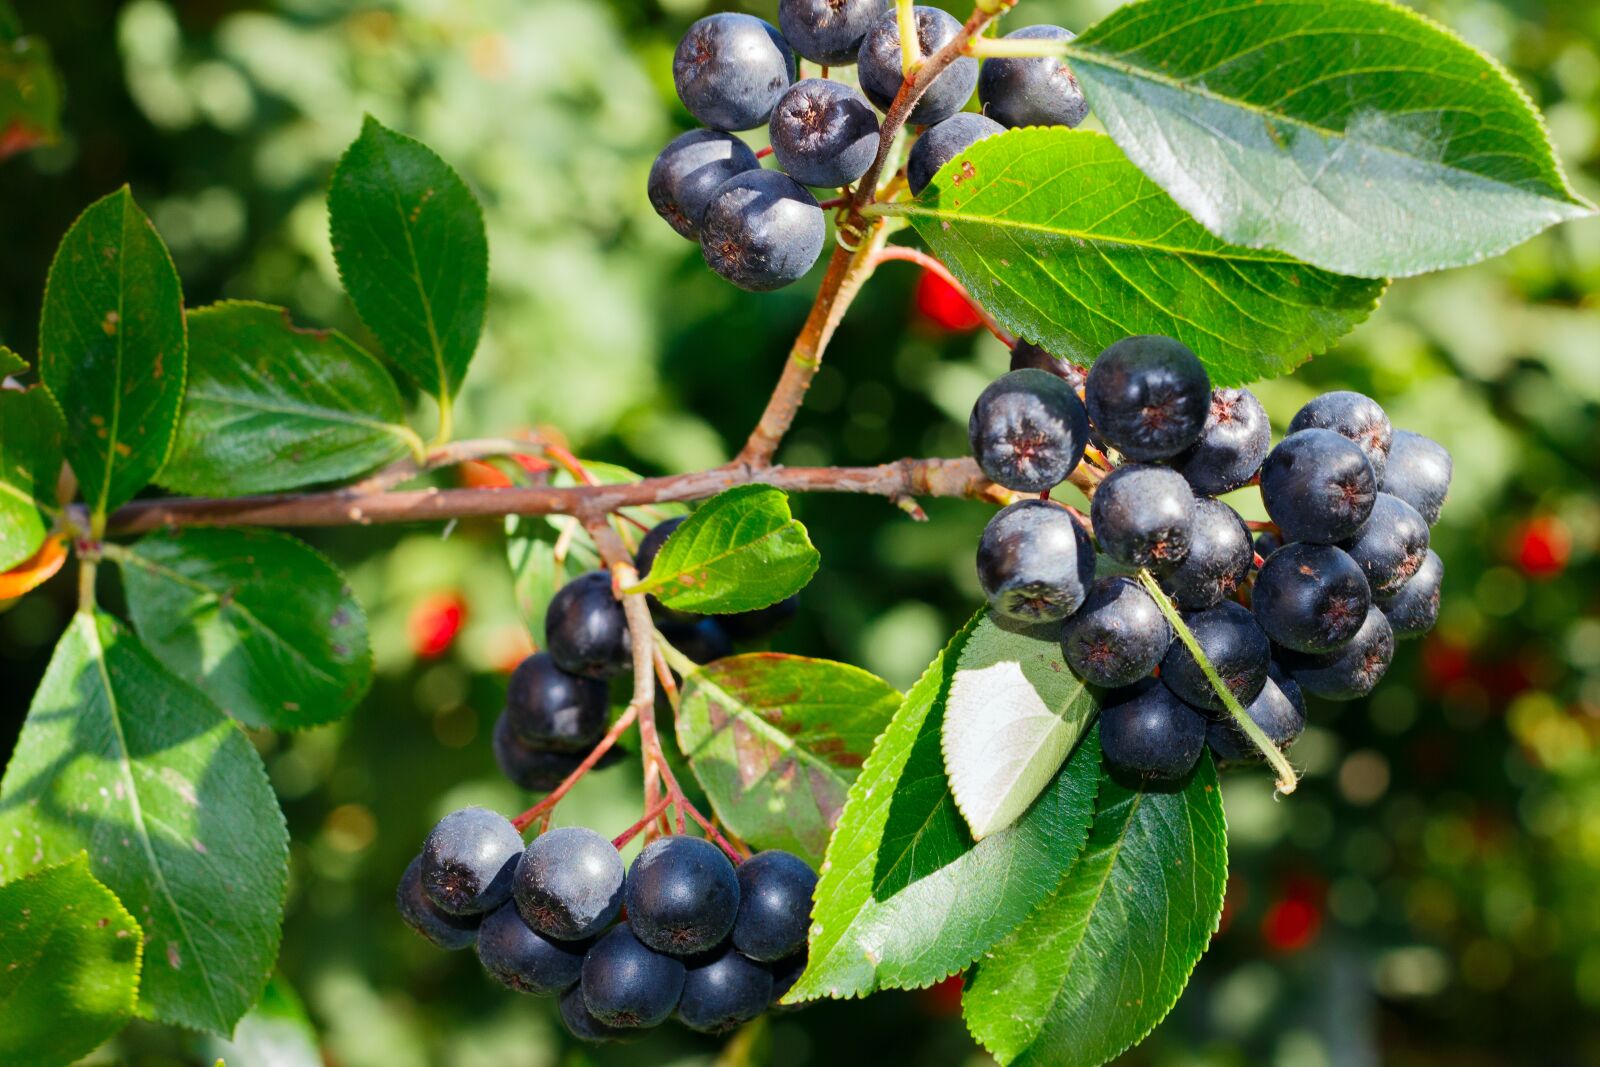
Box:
1510 515 1570 579
1261 877 1324 953
915 269 982 332
410 592 466 658
459 460 512 489
919 974 965 1016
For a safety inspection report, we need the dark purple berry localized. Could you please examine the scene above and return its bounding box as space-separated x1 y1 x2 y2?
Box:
1340 492 1430 596
1289 391 1392 482
1381 430 1452 525
476 902 586 995
1259 428 1377 544
1157 497 1252 611
648 130 760 239
907 112 1005 196
677 944 775 1033
768 950 807 1007
420 807 524 916
580 925 686 1028
1084 335 1211 461
1253 530 1283 563
625 835 741 957
504 651 609 752
968 368 1089 493
493 714 585 792
977 25 1088 129
513 826 626 941
976 499 1096 622
700 169 826 291
1099 678 1207 781
1251 542 1371 654
857 7 978 125
673 13 797 131
770 79 880 188
1159 600 1271 712
779 0 887 65
659 617 735 664
1206 663 1306 766
1060 576 1170 688
560 984 631 1043
1168 387 1270 496
1088 463 1195 570
732 850 816 962
546 570 631 678
1281 606 1394 701
396 856 480 950
722 595 800 641
1377 548 1442 639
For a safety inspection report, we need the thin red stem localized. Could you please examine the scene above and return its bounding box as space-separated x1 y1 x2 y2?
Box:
613 795 674 849
511 703 640 832
872 245 1014 346
755 145 774 160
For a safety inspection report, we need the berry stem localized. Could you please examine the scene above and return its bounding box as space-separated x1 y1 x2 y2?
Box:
613 795 674 849
962 34 1072 58
1136 568 1300 795
895 0 922 75
755 145 774 160
871 245 1015 345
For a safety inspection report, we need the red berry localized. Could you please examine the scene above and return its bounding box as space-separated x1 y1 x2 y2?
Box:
410 591 466 658
915 269 982 332
1511 515 1570 579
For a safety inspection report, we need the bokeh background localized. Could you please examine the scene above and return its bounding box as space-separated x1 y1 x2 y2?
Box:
2 0 1599 1064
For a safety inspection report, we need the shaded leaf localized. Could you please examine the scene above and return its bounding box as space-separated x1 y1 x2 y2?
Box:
0 376 63 572
0 12 62 161
119 527 373 731
0 853 143 1067
676 653 901 865
0 612 289 1035
900 129 1385 385
200 974 321 1067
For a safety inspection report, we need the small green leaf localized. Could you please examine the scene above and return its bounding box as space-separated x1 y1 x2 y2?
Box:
328 116 488 412
200 974 321 1067
118 528 373 730
158 302 418 496
899 129 1385 385
0 854 143 1067
0 12 62 161
1064 0 1594 278
963 754 1228 1066
0 379 63 572
942 613 1100 841
633 485 819 614
0 612 289 1035
0 344 25 375
676 653 901 865
39 187 186 519
790 612 1101 1002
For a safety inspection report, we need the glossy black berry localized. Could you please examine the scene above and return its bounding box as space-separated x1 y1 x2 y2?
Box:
857 7 978 124
493 714 584 792
1099 678 1207 781
1010 339 1086 389
504 652 609 752
648 130 760 240
968 368 1089 493
732 850 816 962
580 925 686 1029
907 112 1005 196
659 617 735 664
1157 497 1252 611
1159 600 1271 712
678 944 776 1033
546 570 631 679
420 807 524 917
476 902 586 995
1253 530 1283 563
779 0 886 65
397 855 480 950
1377 548 1443 640
1251 542 1371 654
673 13 797 131
1282 606 1394 701
1060 576 1170 688
722 595 800 641
701 169 826 291
1259 428 1377 544
1089 463 1195 570
977 25 1088 129
770 79 880 188
625 835 741 956
976 499 1096 622
559 984 630 1043
514 826 626 941
1206 663 1306 766
1340 492 1430 596
1381 430 1452 526
1168 387 1270 496
1084 335 1211 461
1288 390 1392 482
768 950 806 1007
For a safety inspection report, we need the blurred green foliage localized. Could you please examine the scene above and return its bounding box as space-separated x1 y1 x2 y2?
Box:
2 0 1599 1064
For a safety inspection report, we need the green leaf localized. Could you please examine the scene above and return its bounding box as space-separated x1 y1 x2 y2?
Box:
963 754 1228 1066
0 854 143 1067
0 344 25 375
789 613 1101 1002
0 613 290 1035
39 187 186 519
676 653 901 866
0 13 62 161
158 302 419 496
328 116 488 411
633 485 820 614
941 613 1099 841
118 528 373 731
200 974 321 1067
0 380 63 572
1062 0 1593 278
897 129 1385 386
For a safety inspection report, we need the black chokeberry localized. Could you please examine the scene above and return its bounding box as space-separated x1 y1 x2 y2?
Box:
1089 463 1195 570
977 25 1088 129
779 0 886 65
1157 497 1252 611
580 925 686 1029
1251 542 1371 654
1340 492 1430 596
968 368 1089 493
673 13 797 131
476 902 586 995
648 130 760 240
1010 339 1086 389
1168 387 1270 496
732 850 816 962
546 570 631 678
1099 678 1207 781
625 835 741 957
1160 600 1271 712
397 855 481 950
1381 430 1452 525
1206 663 1306 766
857 7 978 124
659 617 735 664
1259 428 1377 544
420 806 524 917
1377 548 1442 640
1281 606 1395 701
701 169 826 291
976 499 1096 623
677 944 776 1034
514 825 626 941
493 714 585 792
1084 335 1211 461
1254 530 1283 563
560 984 631 1043
768 950 806 1007
722 595 800 641
1289 390 1392 482
907 112 1005 196
1060 576 1170 689
504 651 609 752
770 79 880 188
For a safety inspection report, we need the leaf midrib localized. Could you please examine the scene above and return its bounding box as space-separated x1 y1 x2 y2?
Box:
379 140 451 406
186 383 412 439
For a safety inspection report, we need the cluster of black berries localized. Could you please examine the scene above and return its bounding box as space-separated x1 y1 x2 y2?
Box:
651 2 1088 290
974 336 1452 780
398 809 817 1041
494 519 796 792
